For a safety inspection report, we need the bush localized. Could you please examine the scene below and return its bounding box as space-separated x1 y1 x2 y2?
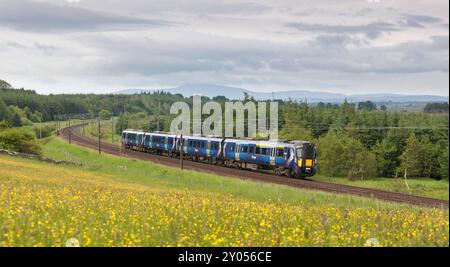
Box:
316 131 378 180
0 128 42 156
33 124 56 139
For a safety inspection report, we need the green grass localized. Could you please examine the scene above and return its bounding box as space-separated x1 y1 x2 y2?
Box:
39 136 444 210
75 122 450 200
314 175 449 200
82 118 121 145
1 153 448 246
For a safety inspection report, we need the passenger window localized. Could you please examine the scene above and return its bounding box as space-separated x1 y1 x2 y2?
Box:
189 141 192 147
241 146 248 153
201 142 205 148
261 148 267 155
255 147 261 154
249 146 254 154
276 149 284 157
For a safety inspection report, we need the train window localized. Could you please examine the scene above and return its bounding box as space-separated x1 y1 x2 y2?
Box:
200 142 205 148
261 148 268 155
189 141 192 147
229 144 234 151
212 143 218 149
241 146 248 153
255 147 261 154
276 149 284 157
249 146 254 154
168 139 173 145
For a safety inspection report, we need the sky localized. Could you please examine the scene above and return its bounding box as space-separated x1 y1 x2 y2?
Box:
0 0 448 95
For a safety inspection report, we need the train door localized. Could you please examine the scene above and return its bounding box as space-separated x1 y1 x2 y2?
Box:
274 147 285 166
270 147 276 166
206 141 211 158
240 145 249 163
235 143 240 161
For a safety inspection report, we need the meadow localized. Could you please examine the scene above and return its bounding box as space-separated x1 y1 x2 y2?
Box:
0 136 448 246
60 122 450 200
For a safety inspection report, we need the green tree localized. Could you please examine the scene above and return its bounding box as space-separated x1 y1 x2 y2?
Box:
0 99 10 122
399 133 423 178
439 144 449 179
316 131 378 180
99 109 112 119
357 101 377 112
11 112 22 127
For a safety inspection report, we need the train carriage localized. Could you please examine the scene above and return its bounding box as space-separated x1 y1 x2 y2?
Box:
122 129 317 179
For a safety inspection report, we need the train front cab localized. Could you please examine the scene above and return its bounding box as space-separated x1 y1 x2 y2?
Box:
291 142 317 178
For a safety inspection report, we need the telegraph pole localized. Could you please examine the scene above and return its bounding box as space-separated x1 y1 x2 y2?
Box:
180 132 184 170
68 116 71 144
157 102 160 131
111 116 114 144
39 117 42 139
98 116 101 154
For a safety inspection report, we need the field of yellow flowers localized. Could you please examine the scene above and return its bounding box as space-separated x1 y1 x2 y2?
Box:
0 155 448 247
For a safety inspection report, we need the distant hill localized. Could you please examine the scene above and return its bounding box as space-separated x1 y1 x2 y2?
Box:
114 84 448 103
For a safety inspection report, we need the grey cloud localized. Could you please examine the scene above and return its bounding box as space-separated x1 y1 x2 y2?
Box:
0 0 170 33
1 41 27 49
285 21 398 39
400 14 442 28
34 43 58 56
79 31 448 80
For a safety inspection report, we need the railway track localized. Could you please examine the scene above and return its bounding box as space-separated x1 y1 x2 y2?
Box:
59 125 449 209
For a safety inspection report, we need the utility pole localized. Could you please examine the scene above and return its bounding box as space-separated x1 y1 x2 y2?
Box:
180 132 184 170
68 116 71 144
111 116 114 144
119 130 122 157
98 116 101 154
157 102 160 132
39 117 42 139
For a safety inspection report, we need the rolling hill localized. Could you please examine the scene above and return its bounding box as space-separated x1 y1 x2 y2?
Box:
115 84 448 103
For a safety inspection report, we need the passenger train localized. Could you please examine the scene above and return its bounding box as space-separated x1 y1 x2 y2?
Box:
121 130 317 178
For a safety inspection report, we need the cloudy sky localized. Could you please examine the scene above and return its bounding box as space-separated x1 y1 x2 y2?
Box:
0 0 448 95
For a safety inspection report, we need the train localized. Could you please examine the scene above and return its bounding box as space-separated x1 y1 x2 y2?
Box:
121 130 317 178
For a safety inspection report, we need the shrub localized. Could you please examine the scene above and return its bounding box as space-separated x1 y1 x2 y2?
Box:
0 128 42 156
316 131 378 180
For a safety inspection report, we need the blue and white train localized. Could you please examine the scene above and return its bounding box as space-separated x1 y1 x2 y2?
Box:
121 130 317 178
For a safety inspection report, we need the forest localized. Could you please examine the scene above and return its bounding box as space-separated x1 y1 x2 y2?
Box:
1 79 448 180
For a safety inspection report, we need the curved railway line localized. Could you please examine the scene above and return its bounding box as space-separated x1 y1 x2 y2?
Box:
59 125 449 209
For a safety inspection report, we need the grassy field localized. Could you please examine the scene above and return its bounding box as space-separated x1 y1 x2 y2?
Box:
82 118 121 145
0 136 448 246
71 121 449 200
314 176 449 200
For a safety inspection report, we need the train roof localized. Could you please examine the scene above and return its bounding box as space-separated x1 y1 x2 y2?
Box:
122 130 312 146
122 129 142 134
224 139 296 148
183 135 223 142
